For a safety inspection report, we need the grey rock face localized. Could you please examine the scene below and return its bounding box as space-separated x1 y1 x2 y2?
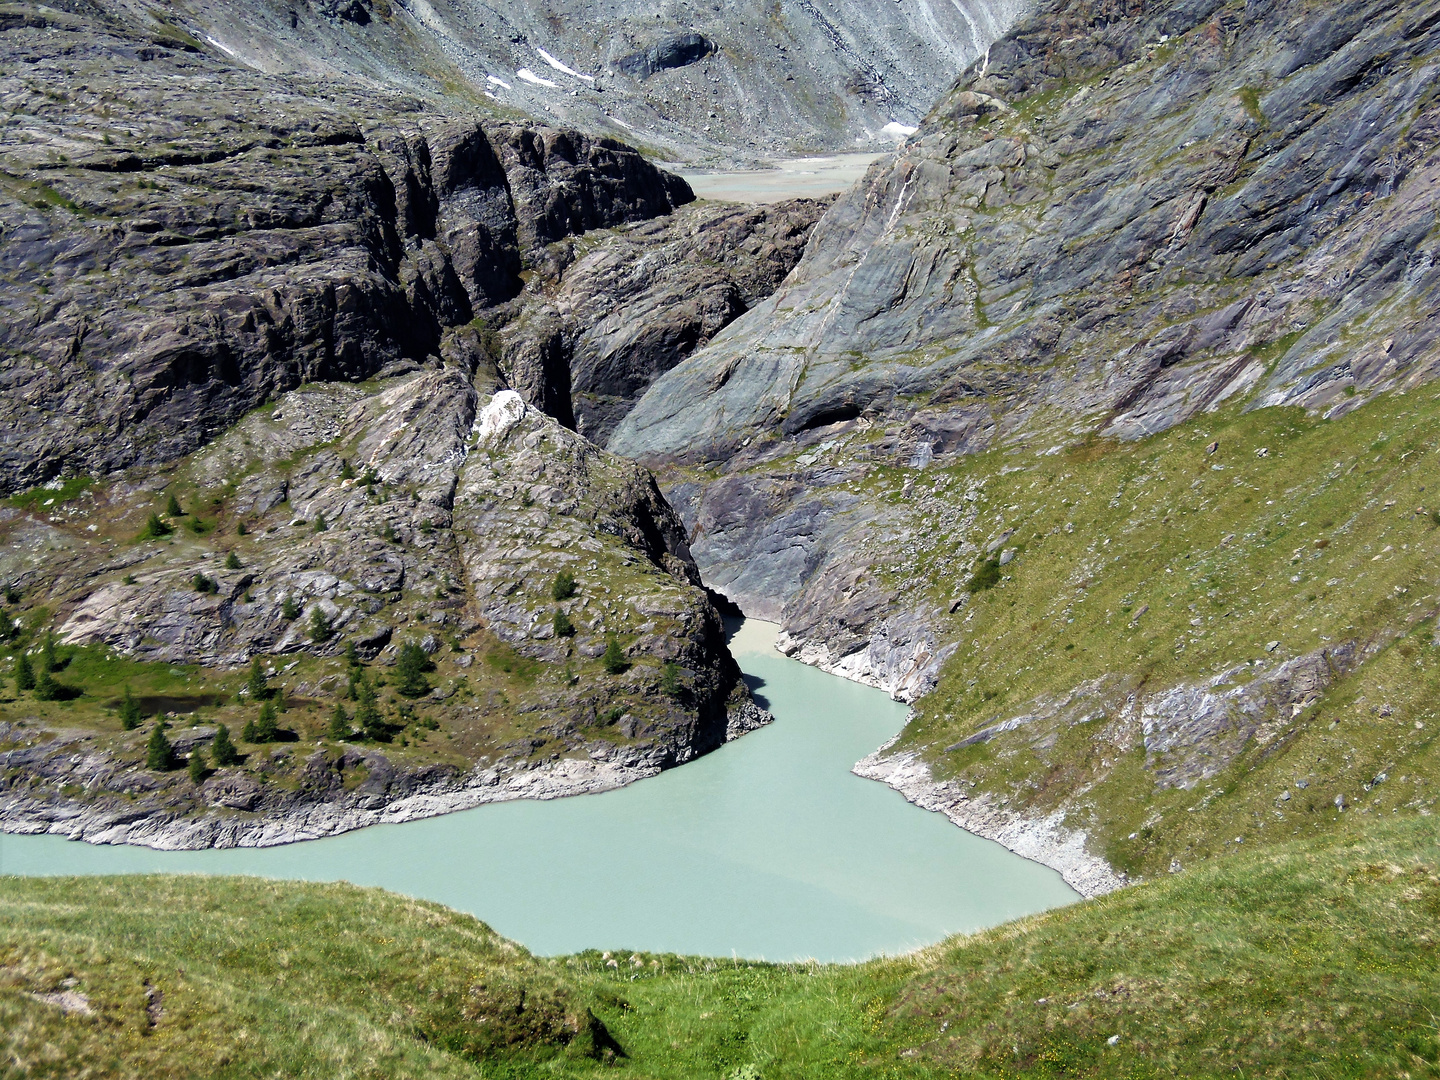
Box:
614 34 716 81
499 198 830 444
100 0 1027 161
4 372 768 847
0 1 690 497
0 0 788 845
611 0 1440 688
615 0 1440 465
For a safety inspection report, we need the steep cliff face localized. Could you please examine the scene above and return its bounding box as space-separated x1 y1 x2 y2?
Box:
616 0 1440 469
0 0 690 497
498 197 832 445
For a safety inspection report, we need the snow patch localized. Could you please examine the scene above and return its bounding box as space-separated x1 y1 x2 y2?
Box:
486 74 512 90
536 47 595 81
473 390 529 445
880 121 919 139
516 68 557 88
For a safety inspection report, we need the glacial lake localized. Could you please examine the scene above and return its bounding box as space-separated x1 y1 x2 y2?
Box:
0 620 1078 962
677 153 884 204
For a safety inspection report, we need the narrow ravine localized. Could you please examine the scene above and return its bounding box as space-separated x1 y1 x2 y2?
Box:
0 621 1076 962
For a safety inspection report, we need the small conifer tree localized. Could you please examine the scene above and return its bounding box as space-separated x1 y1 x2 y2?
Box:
354 676 386 741
344 640 361 669
551 568 577 601
33 667 63 701
211 723 239 765
165 493 184 517
281 595 301 621
254 699 278 742
14 652 35 691
327 702 351 740
188 746 207 783
246 656 268 700
602 634 628 675
553 608 575 638
146 721 173 770
225 550 242 570
241 717 258 742
395 641 430 697
40 631 58 671
309 606 332 642
339 459 355 480
314 512 328 533
137 512 172 541
236 521 248 536
118 685 143 730
661 660 682 698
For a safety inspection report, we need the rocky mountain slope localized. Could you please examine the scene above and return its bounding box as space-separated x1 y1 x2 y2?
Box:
78 0 1026 162
498 196 831 444
0 366 770 847
616 0 1440 466
0 0 777 847
608 0 1440 887
0 0 690 495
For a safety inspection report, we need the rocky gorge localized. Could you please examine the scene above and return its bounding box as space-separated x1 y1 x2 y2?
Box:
2 0 1439 901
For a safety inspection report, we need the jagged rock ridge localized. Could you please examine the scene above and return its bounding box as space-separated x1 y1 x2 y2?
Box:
0 0 689 496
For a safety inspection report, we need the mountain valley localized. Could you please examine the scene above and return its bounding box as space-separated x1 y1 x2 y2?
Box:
2 0 1439 1070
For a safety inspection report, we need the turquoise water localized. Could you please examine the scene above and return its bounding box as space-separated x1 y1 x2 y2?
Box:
0 620 1077 961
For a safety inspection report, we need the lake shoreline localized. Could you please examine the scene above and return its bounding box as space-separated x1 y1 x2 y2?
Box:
852 745 1128 899
0 701 773 851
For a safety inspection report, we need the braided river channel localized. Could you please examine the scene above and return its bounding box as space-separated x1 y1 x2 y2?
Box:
0 620 1077 961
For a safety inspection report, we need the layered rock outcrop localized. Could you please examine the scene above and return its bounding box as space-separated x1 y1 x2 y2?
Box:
0 0 782 849
0 0 690 497
499 197 831 444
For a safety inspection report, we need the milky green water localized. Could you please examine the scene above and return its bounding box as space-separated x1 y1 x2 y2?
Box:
0 620 1077 961
676 153 883 204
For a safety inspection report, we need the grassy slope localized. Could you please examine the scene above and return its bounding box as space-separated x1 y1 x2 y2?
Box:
852 388 1440 878
2 816 1437 1078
